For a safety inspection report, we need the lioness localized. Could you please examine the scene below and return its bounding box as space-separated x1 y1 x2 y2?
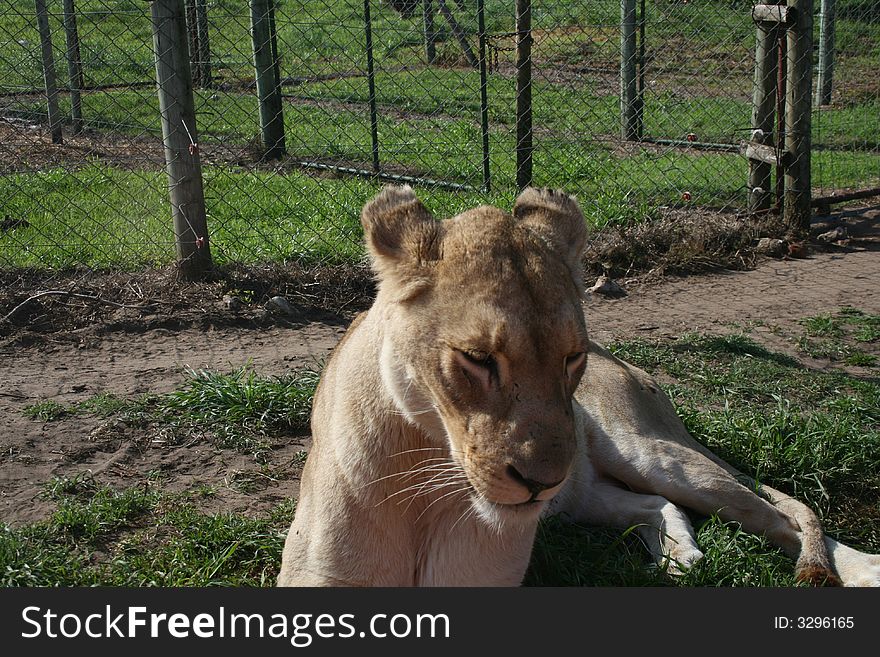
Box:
278 186 880 587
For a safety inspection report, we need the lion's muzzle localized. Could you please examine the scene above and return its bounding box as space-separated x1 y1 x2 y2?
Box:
504 464 566 502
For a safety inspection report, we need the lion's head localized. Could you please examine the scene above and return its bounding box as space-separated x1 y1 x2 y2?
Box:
361 186 589 528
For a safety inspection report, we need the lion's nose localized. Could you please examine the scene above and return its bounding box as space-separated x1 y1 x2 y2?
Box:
505 464 565 499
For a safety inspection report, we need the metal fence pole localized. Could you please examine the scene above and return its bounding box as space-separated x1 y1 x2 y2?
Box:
636 0 645 139
815 0 836 106
186 0 199 84
477 0 490 192
196 0 212 88
775 23 786 209
364 0 380 173
62 0 83 134
620 0 639 141
515 0 532 190
34 0 63 144
423 0 436 64
150 0 213 279
784 0 814 233
250 0 286 159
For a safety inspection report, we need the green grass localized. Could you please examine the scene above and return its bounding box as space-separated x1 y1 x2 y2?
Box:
146 366 320 456
0 163 517 268
796 307 880 367
24 393 128 421
22 365 321 460
6 321 880 586
0 482 292 586
2 1 878 274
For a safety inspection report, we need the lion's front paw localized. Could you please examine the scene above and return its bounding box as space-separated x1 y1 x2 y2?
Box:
636 501 704 576
825 537 880 587
660 545 705 576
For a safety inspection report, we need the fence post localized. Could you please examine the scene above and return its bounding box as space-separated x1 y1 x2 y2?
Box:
636 0 645 139
784 0 813 234
620 0 639 141
250 0 286 159
515 0 532 190
196 0 212 87
34 0 63 144
423 0 436 64
363 0 380 173
150 0 213 279
185 0 212 87
748 11 779 212
437 0 477 67
186 0 198 84
477 0 490 192
62 0 83 134
815 0 835 106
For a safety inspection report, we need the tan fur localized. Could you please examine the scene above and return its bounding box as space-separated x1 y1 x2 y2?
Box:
277 186 880 587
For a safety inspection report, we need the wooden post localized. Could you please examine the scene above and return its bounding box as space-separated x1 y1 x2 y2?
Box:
62 0 83 134
250 0 286 159
815 0 835 106
748 15 779 211
515 0 532 190
437 0 477 67
620 0 639 140
150 0 213 279
34 0 63 144
423 0 436 64
784 0 813 234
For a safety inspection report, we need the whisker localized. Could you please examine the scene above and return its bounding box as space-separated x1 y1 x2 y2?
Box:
394 468 467 500
396 466 466 489
374 469 465 507
399 477 470 512
414 486 472 522
387 447 445 458
389 407 437 417
359 458 456 490
449 498 478 534
395 467 469 511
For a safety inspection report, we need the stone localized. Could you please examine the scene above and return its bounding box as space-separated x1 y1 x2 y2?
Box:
755 237 786 258
222 295 242 311
266 295 296 316
588 275 626 298
817 226 848 243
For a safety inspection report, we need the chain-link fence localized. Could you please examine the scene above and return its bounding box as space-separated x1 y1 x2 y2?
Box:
0 0 878 282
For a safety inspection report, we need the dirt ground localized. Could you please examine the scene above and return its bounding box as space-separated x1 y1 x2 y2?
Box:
1 206 879 528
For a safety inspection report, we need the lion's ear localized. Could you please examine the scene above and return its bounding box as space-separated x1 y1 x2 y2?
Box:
512 187 588 271
361 185 442 299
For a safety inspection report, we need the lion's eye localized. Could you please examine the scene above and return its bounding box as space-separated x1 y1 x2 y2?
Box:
565 352 586 379
454 349 498 389
461 350 497 374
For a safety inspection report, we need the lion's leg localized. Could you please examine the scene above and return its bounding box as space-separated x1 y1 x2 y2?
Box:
601 434 841 583
554 478 704 574
824 537 880 587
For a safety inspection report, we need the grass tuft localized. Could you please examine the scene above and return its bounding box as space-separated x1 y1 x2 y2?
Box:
145 366 321 457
